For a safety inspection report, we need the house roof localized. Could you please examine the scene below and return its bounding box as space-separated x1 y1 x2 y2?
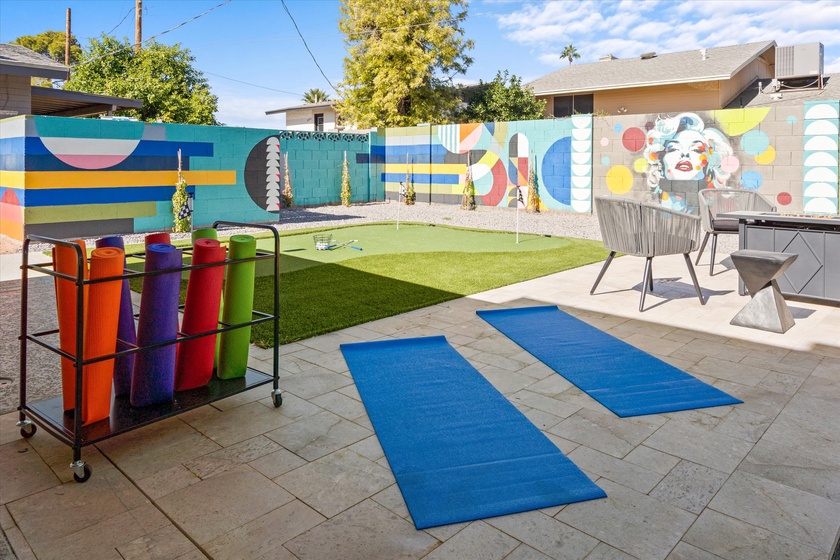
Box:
726 74 840 109
265 101 333 115
0 43 69 80
529 40 777 96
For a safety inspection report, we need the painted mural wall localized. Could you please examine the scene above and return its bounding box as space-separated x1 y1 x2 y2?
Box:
0 116 373 241
592 101 840 215
371 116 594 212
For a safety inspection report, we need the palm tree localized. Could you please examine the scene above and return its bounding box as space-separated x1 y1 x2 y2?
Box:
560 44 580 66
303 88 330 103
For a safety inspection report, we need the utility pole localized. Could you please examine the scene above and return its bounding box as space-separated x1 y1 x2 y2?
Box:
65 8 71 65
134 0 142 53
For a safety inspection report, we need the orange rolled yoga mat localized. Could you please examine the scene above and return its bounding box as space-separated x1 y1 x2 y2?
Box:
81 247 124 424
53 241 88 412
174 238 226 391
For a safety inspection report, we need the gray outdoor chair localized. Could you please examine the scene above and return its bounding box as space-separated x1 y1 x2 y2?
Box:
696 188 777 275
591 196 705 312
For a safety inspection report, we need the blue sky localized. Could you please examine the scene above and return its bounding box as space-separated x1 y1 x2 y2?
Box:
2 0 839 128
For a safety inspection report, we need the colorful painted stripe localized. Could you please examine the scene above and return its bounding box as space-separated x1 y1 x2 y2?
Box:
24 202 157 224
22 186 180 207
21 170 235 189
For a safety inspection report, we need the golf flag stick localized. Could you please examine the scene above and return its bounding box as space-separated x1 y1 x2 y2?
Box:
516 187 524 244
398 181 407 230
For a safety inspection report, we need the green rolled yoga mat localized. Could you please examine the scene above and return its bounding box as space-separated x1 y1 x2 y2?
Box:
217 234 256 379
191 227 217 243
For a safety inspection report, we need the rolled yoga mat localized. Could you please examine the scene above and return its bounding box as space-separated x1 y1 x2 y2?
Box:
53 240 88 412
95 236 136 397
131 243 183 407
145 232 171 246
217 234 256 379
174 238 226 391
191 227 217 243
81 247 124 424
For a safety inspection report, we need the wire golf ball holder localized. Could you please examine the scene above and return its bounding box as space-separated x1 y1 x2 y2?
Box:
313 233 333 250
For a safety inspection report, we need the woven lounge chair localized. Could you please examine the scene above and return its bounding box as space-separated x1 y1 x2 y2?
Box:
591 196 705 312
696 188 777 275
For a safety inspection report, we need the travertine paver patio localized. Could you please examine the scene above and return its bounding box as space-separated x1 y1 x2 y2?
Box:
2 249 839 559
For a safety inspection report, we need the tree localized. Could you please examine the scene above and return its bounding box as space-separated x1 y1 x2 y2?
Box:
336 0 473 128
460 71 546 123
340 151 352 207
303 88 330 103
65 35 218 124
13 30 82 86
13 31 82 64
560 44 580 66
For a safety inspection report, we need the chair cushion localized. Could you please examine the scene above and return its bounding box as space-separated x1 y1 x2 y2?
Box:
712 218 739 232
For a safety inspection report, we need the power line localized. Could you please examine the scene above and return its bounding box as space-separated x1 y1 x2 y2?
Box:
73 0 233 68
105 6 135 36
202 71 303 96
280 0 338 94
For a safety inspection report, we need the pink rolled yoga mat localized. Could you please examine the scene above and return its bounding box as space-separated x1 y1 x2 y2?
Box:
95 236 136 397
131 243 182 407
53 240 88 412
81 247 124 424
174 238 226 391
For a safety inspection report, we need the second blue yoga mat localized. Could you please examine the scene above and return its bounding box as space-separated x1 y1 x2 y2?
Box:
477 306 742 417
340 335 605 530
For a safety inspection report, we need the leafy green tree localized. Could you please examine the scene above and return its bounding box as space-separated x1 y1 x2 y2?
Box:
560 44 580 65
460 71 545 123
337 0 473 128
13 30 82 86
65 35 218 124
13 31 82 64
303 88 330 103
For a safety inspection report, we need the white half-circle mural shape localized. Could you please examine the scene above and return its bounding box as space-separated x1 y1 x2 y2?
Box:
572 140 590 152
804 197 838 213
40 137 142 169
572 176 591 189
804 167 839 182
571 200 591 212
805 120 839 136
572 128 592 140
571 116 590 128
805 104 840 119
804 135 838 151
571 164 590 176
572 152 592 164
805 152 838 167
803 182 838 197
571 188 590 200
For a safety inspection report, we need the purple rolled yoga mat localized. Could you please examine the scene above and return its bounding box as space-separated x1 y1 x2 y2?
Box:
95 236 136 397
131 243 182 407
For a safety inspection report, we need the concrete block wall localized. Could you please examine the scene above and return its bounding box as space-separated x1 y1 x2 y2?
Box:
591 105 840 215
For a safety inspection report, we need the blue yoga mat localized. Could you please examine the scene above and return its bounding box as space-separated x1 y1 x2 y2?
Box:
340 335 606 530
477 306 742 418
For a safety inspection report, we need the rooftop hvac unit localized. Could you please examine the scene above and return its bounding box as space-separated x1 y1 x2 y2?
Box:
775 42 824 80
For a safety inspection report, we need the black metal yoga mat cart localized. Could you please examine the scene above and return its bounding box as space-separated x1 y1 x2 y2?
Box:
16 221 282 483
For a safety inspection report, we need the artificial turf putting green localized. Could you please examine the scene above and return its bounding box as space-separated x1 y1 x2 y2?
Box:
128 222 609 347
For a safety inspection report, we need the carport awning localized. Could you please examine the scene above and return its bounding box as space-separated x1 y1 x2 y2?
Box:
31 86 142 117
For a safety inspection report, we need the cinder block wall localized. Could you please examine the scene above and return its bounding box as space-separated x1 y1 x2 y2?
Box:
591 103 839 215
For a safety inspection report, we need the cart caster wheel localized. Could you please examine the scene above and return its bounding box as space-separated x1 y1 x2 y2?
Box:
272 391 282 407
73 464 92 483
20 423 36 438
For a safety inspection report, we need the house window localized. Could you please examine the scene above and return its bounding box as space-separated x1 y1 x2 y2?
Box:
552 94 594 118
314 113 324 131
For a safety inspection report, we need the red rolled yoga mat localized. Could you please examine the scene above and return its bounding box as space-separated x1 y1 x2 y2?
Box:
174 238 226 391
131 243 183 407
217 235 256 379
145 232 171 246
53 240 88 412
82 247 124 424
95 236 136 397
